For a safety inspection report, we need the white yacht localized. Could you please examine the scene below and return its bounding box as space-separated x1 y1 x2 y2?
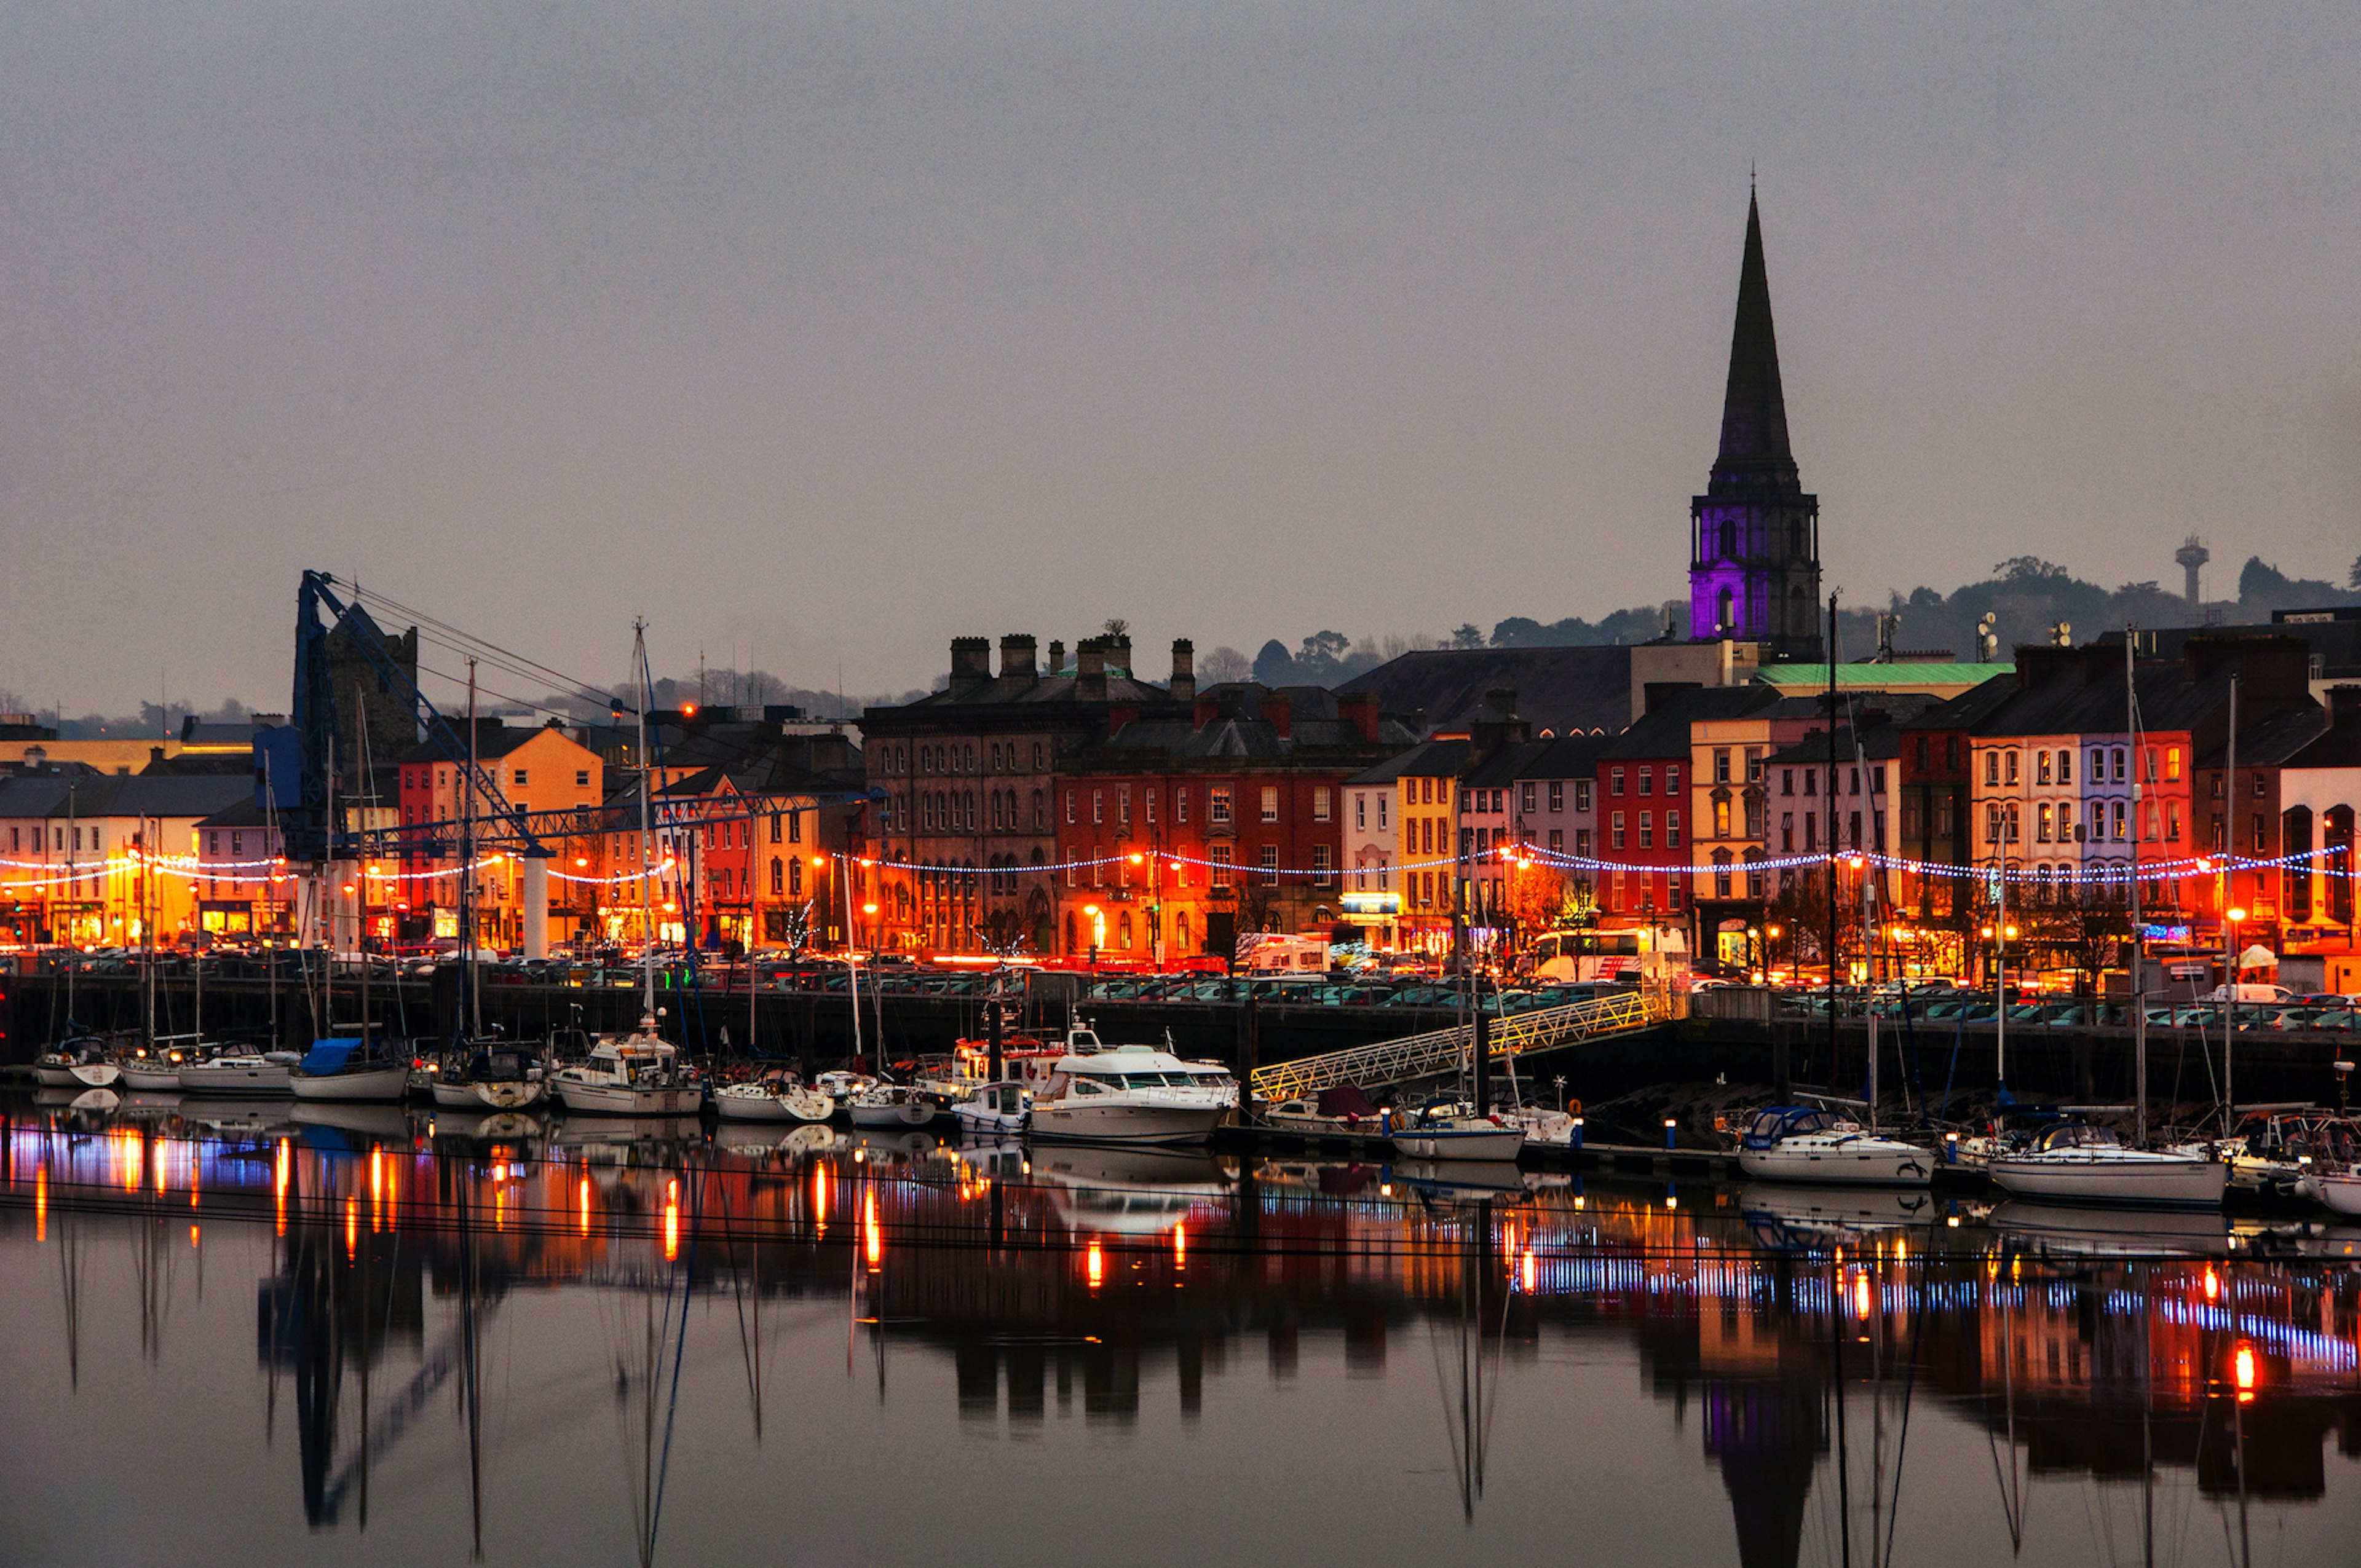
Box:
432 1044 547 1110
33 1044 119 1089
179 1052 301 1095
289 1038 410 1102
1388 1101 1528 1162
714 1079 836 1124
552 1020 703 1116
847 1083 939 1130
1736 1106 1932 1186
1987 1121 2227 1208
1025 1028 1235 1146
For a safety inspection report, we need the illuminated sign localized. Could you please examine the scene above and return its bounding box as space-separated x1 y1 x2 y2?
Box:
1341 892 1401 916
2139 923 2192 944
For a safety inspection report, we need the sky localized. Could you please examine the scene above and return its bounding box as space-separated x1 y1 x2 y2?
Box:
5 1 2359 716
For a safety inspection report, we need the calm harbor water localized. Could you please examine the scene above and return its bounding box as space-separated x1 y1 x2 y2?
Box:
5 1095 2361 1567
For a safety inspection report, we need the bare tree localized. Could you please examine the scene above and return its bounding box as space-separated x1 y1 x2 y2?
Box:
1198 645 1251 684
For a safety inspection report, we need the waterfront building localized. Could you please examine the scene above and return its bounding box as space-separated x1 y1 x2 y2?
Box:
1052 685 1410 963
863 632 1192 958
1597 688 1775 941
1344 738 1474 956
1460 731 1612 953
0 771 251 946
1337 640 1750 741
2279 685 2361 990
394 718 604 949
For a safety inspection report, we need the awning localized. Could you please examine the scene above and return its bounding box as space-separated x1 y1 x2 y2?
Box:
2239 945 2277 969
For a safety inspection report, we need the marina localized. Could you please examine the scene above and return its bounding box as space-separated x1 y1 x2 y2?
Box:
7 1092 2361 1566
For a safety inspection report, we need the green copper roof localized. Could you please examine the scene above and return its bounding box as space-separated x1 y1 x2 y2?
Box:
1754 663 2012 688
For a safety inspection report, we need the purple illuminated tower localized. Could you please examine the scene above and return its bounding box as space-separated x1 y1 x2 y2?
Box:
1690 192 1822 660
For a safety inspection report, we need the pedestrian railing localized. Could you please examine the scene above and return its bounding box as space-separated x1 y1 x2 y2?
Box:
1246 986 1669 1103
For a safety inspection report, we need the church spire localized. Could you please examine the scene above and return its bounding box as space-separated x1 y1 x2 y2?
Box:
1714 191 1794 475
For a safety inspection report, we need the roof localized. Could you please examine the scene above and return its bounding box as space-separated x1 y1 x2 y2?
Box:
1712 192 1794 477
2196 704 2328 770
1336 647 1641 738
1600 686 1779 761
1345 738 1474 787
0 774 251 820
1756 663 2013 691
1463 733 1615 787
194 800 275 829
396 719 551 765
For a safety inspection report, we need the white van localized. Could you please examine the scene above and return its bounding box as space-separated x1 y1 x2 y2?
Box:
1236 934 1329 977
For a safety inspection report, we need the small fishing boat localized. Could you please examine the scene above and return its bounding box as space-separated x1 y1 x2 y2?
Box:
1735 1105 1932 1187
552 1020 703 1116
432 1044 547 1110
714 1079 836 1124
950 1079 1030 1137
179 1052 302 1095
1986 1121 2226 1208
290 1038 411 1102
847 1082 939 1130
33 1044 119 1089
1388 1101 1527 1163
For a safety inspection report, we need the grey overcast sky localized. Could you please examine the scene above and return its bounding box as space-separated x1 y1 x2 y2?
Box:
6 1 2359 714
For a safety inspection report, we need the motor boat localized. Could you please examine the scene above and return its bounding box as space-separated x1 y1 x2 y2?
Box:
1497 1105 1580 1149
432 1044 547 1110
119 1045 198 1091
290 1038 411 1102
1387 1101 1528 1163
714 1079 836 1124
179 1052 301 1095
33 1044 119 1089
848 1083 939 1130
1735 1106 1932 1186
1986 1121 2227 1208
552 1019 703 1116
1025 1030 1235 1146
950 1079 1030 1137
1263 1084 1386 1137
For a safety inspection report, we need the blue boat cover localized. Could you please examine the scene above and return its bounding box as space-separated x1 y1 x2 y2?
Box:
301 1038 365 1074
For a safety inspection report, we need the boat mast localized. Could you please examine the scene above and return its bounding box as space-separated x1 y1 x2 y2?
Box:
464 660 481 1042
843 851 864 1070
2128 626 2146 1144
1826 593 1839 1081
63 780 77 1027
635 621 657 1029
2222 674 2237 1129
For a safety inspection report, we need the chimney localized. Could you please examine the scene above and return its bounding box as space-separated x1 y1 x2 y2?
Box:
1469 687 1529 758
1047 639 1066 676
1339 691 1381 744
150 745 165 768
2185 634 2314 704
1000 634 1038 680
1075 637 1108 703
1106 703 1140 736
1169 638 1196 704
949 636 992 695
1106 632 1133 675
1194 693 1219 728
1265 691 1292 738
2328 684 2361 730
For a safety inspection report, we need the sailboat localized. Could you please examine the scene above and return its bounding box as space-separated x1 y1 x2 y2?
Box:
555 623 703 1117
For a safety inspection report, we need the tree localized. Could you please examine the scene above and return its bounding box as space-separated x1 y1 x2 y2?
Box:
978 907 1032 956
1102 618 1130 638
2351 554 2361 591
1235 883 1283 934
1198 645 1252 684
2027 899 2130 995
1450 623 1485 649
1251 640 1296 686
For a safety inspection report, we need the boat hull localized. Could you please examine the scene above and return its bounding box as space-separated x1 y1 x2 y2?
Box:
31 1064 82 1088
1390 1127 1527 1162
291 1065 411 1101
1987 1153 2226 1208
180 1063 294 1095
716 1090 835 1124
1030 1103 1228 1146
434 1079 545 1110
556 1081 704 1116
119 1065 185 1091
952 1106 1028 1137
848 1101 936 1130
1738 1139 1933 1187
2300 1172 2361 1218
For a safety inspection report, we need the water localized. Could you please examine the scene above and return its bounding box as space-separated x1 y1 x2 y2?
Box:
5 1096 2361 1567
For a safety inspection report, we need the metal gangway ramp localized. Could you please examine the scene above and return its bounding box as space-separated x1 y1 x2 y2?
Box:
1246 987 1671 1103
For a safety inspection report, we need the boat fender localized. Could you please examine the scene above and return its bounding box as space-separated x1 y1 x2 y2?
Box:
1489 1113 1503 1127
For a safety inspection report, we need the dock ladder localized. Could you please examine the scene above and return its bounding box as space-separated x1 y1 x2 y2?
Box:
1246 986 1671 1103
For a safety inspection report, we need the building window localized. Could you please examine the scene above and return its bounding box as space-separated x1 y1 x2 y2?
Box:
1313 787 1331 822
1177 789 1189 825
1714 749 1731 784
1261 786 1279 823
2058 750 2072 787
1666 810 1682 849
2037 751 2052 786
512 770 528 787
1610 767 1626 797
1211 787 1232 824
1610 812 1626 851
1355 794 1366 830
1093 790 1104 825
1575 829 1593 859
1548 782 1563 813
1667 764 1681 794
1519 782 1536 814
1378 795 1388 829
1639 811 1653 849
2165 747 2182 782
1066 790 1076 824
1118 787 1131 826
1574 780 1591 813
2037 803 2053 841
1145 790 1157 826
1782 769 1794 796
1311 845 1332 886
1210 845 1233 888
2111 747 2127 781
1639 767 1653 797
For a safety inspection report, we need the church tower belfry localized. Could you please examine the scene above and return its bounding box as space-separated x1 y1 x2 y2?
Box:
1690 191 1822 660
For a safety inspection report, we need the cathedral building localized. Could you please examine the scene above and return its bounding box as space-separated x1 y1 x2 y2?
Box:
1690 192 1824 660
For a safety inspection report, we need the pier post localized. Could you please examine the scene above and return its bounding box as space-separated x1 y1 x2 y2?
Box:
521 856 550 960
1472 1003 1490 1113
1239 990 1259 1118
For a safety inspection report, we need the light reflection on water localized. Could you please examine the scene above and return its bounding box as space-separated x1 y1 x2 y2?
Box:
4 1097 2361 1567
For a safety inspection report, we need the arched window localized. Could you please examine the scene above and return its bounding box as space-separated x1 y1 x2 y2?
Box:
1718 520 1736 560
1118 912 1134 949
770 856 784 896
1064 910 1078 954
1176 911 1192 952
1717 587 1734 635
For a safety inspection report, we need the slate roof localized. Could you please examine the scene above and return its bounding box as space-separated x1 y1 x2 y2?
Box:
0 773 251 819
1336 647 1643 738
1599 687 1780 762
1463 733 1615 787
1345 738 1474 788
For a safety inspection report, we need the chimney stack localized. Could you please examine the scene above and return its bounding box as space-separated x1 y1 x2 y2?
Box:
950 636 992 695
1000 634 1038 680
2328 684 2361 730
1075 637 1109 703
1265 691 1292 738
1047 640 1066 676
1339 691 1381 744
1169 638 1196 703
1106 632 1133 674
